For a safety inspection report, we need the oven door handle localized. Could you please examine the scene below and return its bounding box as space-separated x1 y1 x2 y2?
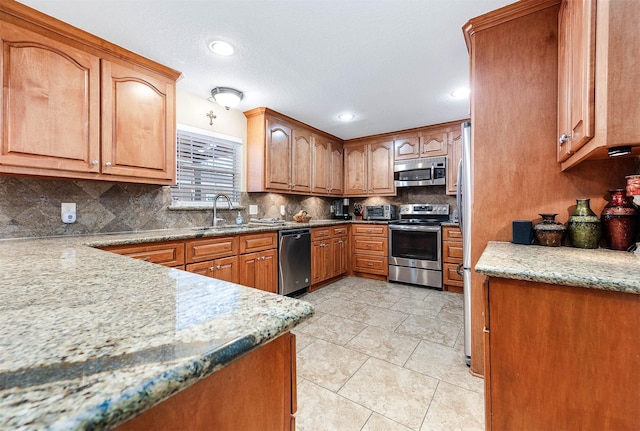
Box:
389 224 441 232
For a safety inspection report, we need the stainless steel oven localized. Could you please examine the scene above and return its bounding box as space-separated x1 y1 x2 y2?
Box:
388 204 449 289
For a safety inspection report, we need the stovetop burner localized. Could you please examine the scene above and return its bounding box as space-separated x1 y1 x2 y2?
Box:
392 203 451 225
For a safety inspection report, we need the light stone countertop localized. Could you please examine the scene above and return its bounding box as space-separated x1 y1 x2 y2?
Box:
475 241 640 295
0 228 321 430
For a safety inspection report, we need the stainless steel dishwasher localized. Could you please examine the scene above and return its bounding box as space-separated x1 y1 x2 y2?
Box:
278 228 311 295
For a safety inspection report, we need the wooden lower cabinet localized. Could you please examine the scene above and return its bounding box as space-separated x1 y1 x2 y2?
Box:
484 278 640 430
185 256 239 284
350 224 388 279
117 332 297 431
100 241 185 267
239 249 278 293
310 225 348 289
442 226 463 293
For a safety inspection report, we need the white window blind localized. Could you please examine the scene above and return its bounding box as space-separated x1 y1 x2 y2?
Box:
171 125 242 205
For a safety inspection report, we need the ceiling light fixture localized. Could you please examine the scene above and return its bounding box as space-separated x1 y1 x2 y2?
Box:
450 87 470 99
208 41 235 56
338 113 355 121
210 87 244 110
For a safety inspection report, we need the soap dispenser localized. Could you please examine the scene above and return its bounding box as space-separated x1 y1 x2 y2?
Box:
236 211 243 226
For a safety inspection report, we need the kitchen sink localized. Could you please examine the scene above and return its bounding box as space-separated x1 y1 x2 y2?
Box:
190 224 266 232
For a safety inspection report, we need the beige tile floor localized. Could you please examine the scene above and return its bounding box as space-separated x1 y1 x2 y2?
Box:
292 277 484 431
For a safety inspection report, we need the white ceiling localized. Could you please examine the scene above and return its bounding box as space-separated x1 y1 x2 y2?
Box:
18 0 513 140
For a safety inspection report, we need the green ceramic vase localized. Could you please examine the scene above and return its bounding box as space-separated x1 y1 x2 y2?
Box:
567 198 602 248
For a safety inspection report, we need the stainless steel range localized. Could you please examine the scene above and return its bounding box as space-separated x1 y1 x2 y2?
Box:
388 203 450 289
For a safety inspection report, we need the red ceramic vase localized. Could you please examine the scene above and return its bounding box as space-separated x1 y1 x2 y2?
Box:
600 189 639 251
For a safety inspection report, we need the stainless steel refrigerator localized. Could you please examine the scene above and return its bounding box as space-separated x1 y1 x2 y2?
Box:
456 121 472 366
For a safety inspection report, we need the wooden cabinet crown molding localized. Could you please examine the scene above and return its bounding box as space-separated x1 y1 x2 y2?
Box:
342 118 468 147
244 107 342 143
0 1 182 80
463 0 561 52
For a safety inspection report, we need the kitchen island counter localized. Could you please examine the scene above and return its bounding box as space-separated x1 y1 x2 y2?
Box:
475 241 640 295
0 235 313 430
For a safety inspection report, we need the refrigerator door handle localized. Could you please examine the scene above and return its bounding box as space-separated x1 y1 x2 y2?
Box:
456 158 464 235
456 262 464 276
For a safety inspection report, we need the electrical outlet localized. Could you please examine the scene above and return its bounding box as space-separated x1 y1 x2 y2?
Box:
249 205 258 215
280 205 286 216
61 203 76 224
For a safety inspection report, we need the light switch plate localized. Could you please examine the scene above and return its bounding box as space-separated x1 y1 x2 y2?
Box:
249 205 258 215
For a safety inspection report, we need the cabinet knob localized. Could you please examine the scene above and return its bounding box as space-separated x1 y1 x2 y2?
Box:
105 162 112 167
210 266 215 271
216 265 221 270
91 160 98 165
559 133 570 145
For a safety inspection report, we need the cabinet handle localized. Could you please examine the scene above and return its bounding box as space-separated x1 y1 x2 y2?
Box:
366 244 372 248
216 265 221 270
367 263 373 266
210 266 215 271
141 257 151 261
91 160 98 165
105 162 112 167
559 133 570 145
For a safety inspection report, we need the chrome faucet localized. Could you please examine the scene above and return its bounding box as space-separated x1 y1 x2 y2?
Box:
213 194 233 227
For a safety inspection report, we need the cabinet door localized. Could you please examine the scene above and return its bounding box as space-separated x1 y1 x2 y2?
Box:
101 60 175 182
0 23 100 174
557 0 595 161
419 129 448 158
344 144 367 195
311 240 326 284
186 260 214 277
212 255 239 284
311 138 330 195
256 249 278 293
331 237 348 277
265 118 293 191
446 130 463 195
329 144 344 195
394 135 419 160
367 141 395 195
291 127 312 193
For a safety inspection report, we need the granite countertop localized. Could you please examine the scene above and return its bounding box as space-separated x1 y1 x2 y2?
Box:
476 241 640 295
0 233 314 430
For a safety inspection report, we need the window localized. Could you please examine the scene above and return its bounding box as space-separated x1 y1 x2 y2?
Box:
171 124 242 206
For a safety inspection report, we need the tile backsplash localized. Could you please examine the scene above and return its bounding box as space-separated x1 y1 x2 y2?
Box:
0 176 455 239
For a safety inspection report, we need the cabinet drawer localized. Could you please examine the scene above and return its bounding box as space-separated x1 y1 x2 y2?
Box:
443 241 463 262
186 236 239 263
351 224 387 237
352 254 388 275
443 226 462 241
101 241 185 267
331 225 348 237
311 227 332 241
351 236 388 256
443 263 464 287
240 232 277 254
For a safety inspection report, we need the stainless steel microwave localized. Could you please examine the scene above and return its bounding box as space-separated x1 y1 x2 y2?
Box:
393 157 446 187
364 205 397 220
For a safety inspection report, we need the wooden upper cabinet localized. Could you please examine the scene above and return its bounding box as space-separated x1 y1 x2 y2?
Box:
557 0 595 162
344 144 368 195
419 128 448 158
245 107 343 196
559 0 640 169
394 135 419 160
367 141 395 195
265 118 293 191
0 2 180 184
344 140 394 196
312 135 343 196
446 128 463 196
0 22 101 175
291 127 312 193
101 60 176 182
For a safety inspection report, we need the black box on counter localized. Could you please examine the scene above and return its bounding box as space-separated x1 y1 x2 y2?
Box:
512 220 533 244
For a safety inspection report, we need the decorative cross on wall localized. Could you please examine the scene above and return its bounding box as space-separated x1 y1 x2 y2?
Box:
206 110 217 125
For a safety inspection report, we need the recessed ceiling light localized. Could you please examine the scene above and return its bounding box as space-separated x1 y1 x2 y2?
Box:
338 113 355 121
450 87 470 99
209 41 235 56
